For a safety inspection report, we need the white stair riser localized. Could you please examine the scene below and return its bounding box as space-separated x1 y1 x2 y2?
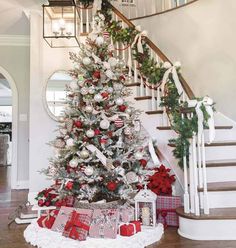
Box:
205 146 236 161
206 166 236 183
178 217 236 240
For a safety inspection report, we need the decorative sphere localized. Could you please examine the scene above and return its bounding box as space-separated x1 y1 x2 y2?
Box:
84 105 93 113
80 148 90 159
86 129 95 138
105 70 114 79
70 80 79 90
84 166 94 176
96 36 104 46
163 61 172 69
174 61 181 68
108 57 117 67
113 83 123 91
134 151 144 160
69 157 79 168
80 87 89 95
126 171 138 184
107 87 113 93
66 138 74 147
100 119 110 130
94 93 103 102
115 98 124 106
88 87 95 94
83 57 91 65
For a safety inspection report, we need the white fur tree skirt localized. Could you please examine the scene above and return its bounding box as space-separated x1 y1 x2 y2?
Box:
24 220 164 248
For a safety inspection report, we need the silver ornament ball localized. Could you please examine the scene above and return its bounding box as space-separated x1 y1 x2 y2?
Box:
84 166 94 176
100 119 110 130
84 105 93 113
86 129 95 138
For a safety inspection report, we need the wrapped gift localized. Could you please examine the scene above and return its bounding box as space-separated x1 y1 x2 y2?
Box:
55 196 75 207
119 205 135 223
37 209 59 229
63 210 92 241
156 195 181 228
51 207 74 232
89 209 119 239
119 221 141 237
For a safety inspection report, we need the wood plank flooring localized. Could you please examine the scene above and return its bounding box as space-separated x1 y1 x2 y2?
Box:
1 167 236 247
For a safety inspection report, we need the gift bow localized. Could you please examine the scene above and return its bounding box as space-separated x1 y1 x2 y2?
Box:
41 210 58 227
188 96 215 144
65 211 90 240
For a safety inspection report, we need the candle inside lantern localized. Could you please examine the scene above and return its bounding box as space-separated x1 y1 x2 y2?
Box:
141 206 150 226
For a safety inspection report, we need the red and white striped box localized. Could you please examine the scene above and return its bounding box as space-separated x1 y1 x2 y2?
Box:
156 195 182 227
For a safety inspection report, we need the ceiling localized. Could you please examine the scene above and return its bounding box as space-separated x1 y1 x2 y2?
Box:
0 0 47 35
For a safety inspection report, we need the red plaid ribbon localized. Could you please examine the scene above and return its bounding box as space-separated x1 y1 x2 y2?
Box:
64 211 90 240
157 209 176 229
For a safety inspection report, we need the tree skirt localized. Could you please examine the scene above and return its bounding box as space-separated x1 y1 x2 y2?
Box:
24 220 164 248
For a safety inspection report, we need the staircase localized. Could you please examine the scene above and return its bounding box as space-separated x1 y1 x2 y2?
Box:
79 1 236 240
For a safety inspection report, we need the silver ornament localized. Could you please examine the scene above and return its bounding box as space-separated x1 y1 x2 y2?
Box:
107 87 113 93
115 98 124 106
96 36 104 46
80 87 89 95
69 157 79 168
100 119 110 129
84 166 94 176
80 148 90 159
85 105 93 113
94 93 103 102
86 129 95 138
88 86 95 94
83 57 91 65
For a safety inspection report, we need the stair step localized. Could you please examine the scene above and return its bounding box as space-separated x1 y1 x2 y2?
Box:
198 181 236 192
206 160 236 168
134 96 152 101
169 141 236 147
158 125 233 130
125 82 140 87
177 207 236 220
146 110 164 115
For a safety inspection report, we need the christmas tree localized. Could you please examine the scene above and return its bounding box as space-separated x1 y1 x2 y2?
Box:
37 13 158 206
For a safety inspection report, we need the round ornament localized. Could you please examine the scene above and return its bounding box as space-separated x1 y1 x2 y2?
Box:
115 98 124 106
84 105 93 113
93 70 101 79
94 93 103 102
54 138 66 149
86 129 95 138
69 157 79 168
108 57 117 67
105 70 114 79
80 148 90 159
95 36 104 46
107 87 113 93
74 120 83 128
106 181 118 191
119 105 127 112
126 171 138 184
124 127 132 136
80 87 89 95
114 118 124 128
84 166 94 176
66 138 74 147
94 129 101 135
113 83 123 91
70 80 79 90
134 151 144 160
83 57 91 65
65 181 74 190
88 86 95 94
100 119 110 130
101 92 109 99
139 159 148 167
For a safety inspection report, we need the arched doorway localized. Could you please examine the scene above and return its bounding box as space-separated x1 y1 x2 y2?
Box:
0 66 18 190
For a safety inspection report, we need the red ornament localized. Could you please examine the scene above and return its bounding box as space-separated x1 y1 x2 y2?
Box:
45 201 51 207
139 159 147 167
114 118 124 128
101 92 109 99
94 129 101 135
74 120 83 128
107 131 113 138
93 70 101 79
65 181 74 190
100 138 107 144
119 75 126 81
119 105 127 112
38 199 44 207
83 137 89 142
107 181 117 191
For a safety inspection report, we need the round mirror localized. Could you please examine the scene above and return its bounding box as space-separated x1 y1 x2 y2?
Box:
44 70 72 121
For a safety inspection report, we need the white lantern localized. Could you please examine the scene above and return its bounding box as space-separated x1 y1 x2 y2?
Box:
134 185 157 228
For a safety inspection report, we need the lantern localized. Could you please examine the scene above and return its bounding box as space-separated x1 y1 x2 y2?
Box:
134 185 157 228
43 0 79 48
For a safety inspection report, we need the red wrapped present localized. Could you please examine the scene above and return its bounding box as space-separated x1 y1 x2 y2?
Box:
63 210 92 241
37 209 59 229
119 221 141 237
156 195 181 228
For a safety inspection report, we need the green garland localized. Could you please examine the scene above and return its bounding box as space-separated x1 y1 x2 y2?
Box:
99 4 212 168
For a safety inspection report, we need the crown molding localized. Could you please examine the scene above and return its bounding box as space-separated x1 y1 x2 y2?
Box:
0 35 30 47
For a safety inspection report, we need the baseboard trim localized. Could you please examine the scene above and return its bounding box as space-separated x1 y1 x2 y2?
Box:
13 180 29 190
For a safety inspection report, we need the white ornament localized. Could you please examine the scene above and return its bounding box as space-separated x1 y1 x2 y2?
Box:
84 166 94 176
134 151 144 160
108 57 117 67
100 119 110 129
96 36 104 46
86 129 95 138
105 70 114 79
124 127 132 136
126 171 138 184
85 105 93 113
69 157 79 168
94 94 103 102
103 62 111 70
113 83 123 91
115 98 124 106
107 87 113 93
88 87 95 94
83 57 91 65
66 138 74 147
80 87 89 95
70 80 79 90
80 148 90 159
163 61 172 69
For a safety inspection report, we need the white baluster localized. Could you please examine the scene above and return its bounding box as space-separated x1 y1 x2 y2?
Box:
121 21 126 62
128 0 131 19
188 137 195 214
80 3 83 33
176 0 180 7
151 88 156 111
157 88 161 110
86 8 89 33
197 137 203 189
140 76 145 97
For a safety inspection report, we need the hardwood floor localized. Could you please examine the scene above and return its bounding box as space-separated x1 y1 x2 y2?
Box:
1 167 236 248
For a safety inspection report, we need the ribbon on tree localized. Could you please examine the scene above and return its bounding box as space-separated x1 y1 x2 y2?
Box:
188 97 215 144
86 144 107 166
157 209 176 229
148 139 160 166
161 65 183 96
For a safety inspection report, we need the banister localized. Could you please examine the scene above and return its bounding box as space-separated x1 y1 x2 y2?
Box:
109 2 195 99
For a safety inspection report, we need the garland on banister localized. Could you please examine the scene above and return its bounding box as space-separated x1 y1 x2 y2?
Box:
97 3 215 168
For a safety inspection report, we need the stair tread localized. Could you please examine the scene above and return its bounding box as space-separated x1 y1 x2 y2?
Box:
158 125 233 130
146 110 164 115
198 181 236 192
125 82 140 87
177 207 236 220
206 159 236 167
169 141 236 147
134 96 152 100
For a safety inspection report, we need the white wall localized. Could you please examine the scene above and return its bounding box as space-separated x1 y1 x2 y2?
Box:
134 0 236 121
28 12 78 201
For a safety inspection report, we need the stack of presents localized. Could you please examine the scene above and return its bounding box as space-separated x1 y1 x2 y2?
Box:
36 194 182 241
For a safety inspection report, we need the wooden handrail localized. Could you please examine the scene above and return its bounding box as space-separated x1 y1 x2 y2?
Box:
109 3 195 99
130 0 199 21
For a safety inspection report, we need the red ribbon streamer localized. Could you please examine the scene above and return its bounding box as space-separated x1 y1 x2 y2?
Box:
157 209 176 229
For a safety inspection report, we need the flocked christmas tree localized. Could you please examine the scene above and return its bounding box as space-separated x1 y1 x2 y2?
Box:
36 13 159 206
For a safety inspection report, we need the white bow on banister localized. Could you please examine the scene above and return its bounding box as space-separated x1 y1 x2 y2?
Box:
148 139 160 166
188 96 215 144
161 64 183 96
92 0 102 15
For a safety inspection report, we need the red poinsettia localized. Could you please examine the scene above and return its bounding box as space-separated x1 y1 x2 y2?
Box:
148 164 175 196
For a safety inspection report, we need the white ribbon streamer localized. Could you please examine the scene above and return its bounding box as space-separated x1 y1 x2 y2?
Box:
148 139 160 166
188 96 215 144
86 144 107 166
